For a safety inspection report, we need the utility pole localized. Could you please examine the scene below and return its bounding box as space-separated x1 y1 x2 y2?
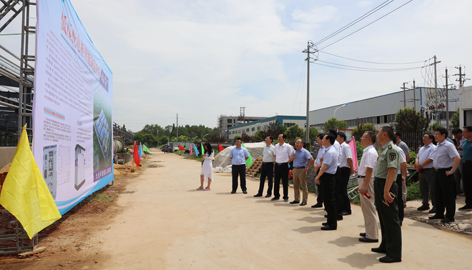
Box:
176 113 178 138
454 65 469 88
445 69 449 132
302 41 317 144
413 80 416 111
433 55 441 108
401 82 408 108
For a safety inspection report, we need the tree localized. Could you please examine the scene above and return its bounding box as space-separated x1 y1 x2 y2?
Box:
309 127 319 142
394 107 430 133
241 132 254 142
253 130 265 142
351 123 377 141
286 124 304 140
451 107 460 129
323 117 348 131
429 122 443 131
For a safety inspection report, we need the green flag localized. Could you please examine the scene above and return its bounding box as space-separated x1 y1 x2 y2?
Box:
142 145 151 154
201 143 205 156
242 143 253 168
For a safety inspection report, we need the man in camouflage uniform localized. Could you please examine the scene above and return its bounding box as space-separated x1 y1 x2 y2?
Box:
372 126 402 263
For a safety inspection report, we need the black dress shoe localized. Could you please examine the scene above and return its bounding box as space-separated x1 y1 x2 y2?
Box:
359 237 379 243
371 247 386 253
254 194 262 197
321 225 336 230
441 217 454 223
271 197 280 201
324 214 343 220
300 202 307 206
290 200 300 204
231 191 236 194
417 204 430 211
429 215 444 220
243 190 247 194
379 255 401 263
341 210 352 216
428 207 436 214
265 194 271 198
322 222 328 226
360 233 366 237
459 205 472 211
311 203 323 208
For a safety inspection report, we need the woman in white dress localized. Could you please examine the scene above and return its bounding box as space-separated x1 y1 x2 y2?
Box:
197 142 214 191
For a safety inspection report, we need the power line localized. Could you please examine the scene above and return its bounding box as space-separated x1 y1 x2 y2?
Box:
313 61 423 72
319 0 414 51
319 50 424 65
317 59 424 71
314 0 393 46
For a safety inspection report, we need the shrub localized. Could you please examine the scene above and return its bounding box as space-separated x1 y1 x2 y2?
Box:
406 181 422 201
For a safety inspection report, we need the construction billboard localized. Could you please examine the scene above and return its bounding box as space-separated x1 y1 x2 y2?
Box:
33 0 113 214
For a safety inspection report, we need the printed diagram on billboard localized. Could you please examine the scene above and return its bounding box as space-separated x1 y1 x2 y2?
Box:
75 144 86 190
43 145 57 200
93 87 113 178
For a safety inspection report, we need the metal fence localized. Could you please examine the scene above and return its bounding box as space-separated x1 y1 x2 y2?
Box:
402 132 424 153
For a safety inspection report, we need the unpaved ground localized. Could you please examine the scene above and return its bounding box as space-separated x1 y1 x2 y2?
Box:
2 150 472 269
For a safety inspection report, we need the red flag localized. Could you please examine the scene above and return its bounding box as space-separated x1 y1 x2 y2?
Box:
348 137 358 170
178 145 184 151
134 141 140 167
218 143 224 152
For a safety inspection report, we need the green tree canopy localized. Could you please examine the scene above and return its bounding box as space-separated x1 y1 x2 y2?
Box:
351 123 377 141
451 107 460 129
309 127 319 142
286 124 305 140
323 117 348 131
394 107 430 133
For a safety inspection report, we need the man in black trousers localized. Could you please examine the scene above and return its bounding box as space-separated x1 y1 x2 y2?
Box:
315 133 339 230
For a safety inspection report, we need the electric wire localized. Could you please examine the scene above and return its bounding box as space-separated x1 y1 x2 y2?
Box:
313 62 423 72
318 0 414 51
317 59 424 71
319 50 424 65
313 0 393 46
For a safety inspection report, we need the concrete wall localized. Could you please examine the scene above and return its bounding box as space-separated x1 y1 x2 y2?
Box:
459 86 472 127
0 147 16 170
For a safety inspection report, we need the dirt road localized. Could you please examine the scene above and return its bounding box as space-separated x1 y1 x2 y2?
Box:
89 151 471 269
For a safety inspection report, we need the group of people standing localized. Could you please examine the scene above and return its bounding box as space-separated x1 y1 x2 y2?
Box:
415 127 472 223
199 125 472 264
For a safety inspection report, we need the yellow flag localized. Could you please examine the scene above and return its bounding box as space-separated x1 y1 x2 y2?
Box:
0 125 61 239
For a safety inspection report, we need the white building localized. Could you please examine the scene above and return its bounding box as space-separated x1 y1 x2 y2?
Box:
458 86 472 127
228 115 306 140
309 87 459 131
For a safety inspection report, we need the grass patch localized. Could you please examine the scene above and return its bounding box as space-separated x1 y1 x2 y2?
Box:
93 193 116 203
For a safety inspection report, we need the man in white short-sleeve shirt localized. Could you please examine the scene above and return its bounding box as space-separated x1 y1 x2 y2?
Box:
358 131 379 243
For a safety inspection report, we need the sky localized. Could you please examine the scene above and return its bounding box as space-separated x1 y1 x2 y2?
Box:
2 0 471 132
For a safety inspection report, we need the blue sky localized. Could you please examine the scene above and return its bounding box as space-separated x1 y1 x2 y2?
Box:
2 0 471 131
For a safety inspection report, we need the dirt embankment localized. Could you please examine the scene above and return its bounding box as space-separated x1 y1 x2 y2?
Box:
0 153 153 270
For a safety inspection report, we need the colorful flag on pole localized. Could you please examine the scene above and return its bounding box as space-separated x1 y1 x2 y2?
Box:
134 141 140 167
190 146 193 156
178 145 184 151
348 137 358 170
194 144 200 156
201 143 205 155
218 143 224 152
139 142 143 159
242 143 253 168
142 145 151 154
0 125 62 239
